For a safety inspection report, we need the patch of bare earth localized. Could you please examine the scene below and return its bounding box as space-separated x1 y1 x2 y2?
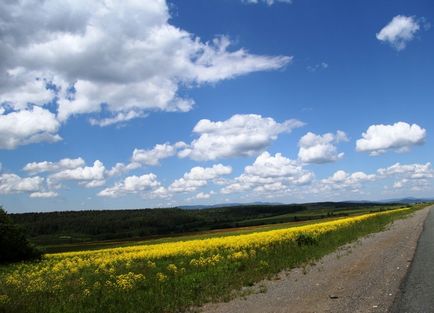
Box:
200 207 430 313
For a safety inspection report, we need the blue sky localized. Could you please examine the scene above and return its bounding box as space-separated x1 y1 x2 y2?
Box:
1 0 433 212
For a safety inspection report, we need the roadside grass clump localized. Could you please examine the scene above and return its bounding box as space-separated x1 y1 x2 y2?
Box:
0 207 415 313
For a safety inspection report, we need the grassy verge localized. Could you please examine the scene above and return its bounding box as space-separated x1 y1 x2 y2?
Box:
0 207 420 313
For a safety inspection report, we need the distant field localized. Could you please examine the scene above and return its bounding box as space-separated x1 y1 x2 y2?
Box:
11 202 404 253
41 205 400 253
0 205 421 313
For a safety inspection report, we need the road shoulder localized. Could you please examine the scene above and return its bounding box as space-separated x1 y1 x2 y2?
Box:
201 207 430 313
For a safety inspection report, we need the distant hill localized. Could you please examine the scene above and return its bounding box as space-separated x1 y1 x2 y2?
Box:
379 197 434 204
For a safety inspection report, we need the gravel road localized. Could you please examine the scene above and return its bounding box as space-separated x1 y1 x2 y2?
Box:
201 207 431 313
391 206 434 313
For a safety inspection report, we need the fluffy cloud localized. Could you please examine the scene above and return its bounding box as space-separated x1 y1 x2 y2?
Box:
376 15 420 50
378 162 433 180
0 106 61 149
23 157 85 174
106 162 140 177
98 173 161 197
132 142 186 166
313 170 377 195
322 170 376 186
356 122 426 155
195 192 212 200
378 162 433 191
50 160 106 188
0 173 45 194
0 0 291 140
298 130 348 164
170 164 232 193
222 152 313 194
179 114 304 161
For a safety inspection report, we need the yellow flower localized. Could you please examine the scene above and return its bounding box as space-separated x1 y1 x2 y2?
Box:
156 272 168 282
167 264 178 274
0 295 9 305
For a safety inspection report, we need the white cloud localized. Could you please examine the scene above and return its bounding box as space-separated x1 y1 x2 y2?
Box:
376 15 420 50
98 173 161 197
0 173 45 194
0 106 61 149
51 160 106 182
83 180 106 188
179 114 304 161
356 122 426 155
298 130 348 164
132 142 186 166
106 162 140 177
170 164 232 193
195 192 212 200
89 111 148 127
1 0 291 134
29 191 58 198
378 162 433 180
243 0 292 5
23 157 85 174
222 151 313 194
318 170 376 193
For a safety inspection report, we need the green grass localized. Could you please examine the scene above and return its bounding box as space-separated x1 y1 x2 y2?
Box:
0 206 421 313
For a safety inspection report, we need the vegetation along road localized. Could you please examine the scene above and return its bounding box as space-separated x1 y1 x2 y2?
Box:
202 206 431 313
392 205 434 313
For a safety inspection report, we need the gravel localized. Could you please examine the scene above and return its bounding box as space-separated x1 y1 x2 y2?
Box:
200 207 431 313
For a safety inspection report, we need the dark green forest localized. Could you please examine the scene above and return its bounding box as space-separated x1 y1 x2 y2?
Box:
11 202 401 247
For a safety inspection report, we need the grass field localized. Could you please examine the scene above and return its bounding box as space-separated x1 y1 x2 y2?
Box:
0 206 418 313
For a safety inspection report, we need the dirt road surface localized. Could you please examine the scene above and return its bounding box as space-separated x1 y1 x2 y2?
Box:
201 207 431 313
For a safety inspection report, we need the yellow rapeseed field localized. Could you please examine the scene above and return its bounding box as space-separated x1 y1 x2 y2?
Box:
0 208 410 313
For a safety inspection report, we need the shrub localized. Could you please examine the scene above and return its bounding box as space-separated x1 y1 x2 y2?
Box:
0 207 42 264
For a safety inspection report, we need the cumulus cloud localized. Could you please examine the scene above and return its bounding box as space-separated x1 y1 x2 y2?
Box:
0 0 291 142
179 114 304 161
170 164 232 193
106 162 141 177
356 122 426 155
132 142 187 166
378 162 433 191
322 170 376 186
313 170 377 195
195 192 212 200
50 160 106 188
376 15 420 50
23 157 85 174
378 162 433 180
0 173 45 194
298 130 348 164
0 106 61 149
98 173 161 197
222 151 313 194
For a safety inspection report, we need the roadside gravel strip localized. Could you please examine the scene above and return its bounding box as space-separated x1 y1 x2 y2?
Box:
201 207 431 313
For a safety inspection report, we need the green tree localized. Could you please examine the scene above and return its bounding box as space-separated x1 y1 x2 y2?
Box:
0 207 41 263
